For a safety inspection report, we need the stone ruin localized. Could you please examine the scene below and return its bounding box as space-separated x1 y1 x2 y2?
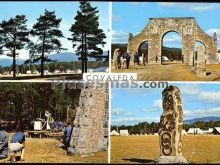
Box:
155 86 188 164
127 17 218 66
69 87 109 155
196 45 206 77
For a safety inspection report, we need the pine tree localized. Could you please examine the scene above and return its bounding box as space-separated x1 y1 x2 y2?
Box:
0 15 29 78
68 1 106 73
31 9 65 77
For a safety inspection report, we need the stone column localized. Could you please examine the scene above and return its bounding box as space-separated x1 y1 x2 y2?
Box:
155 86 188 164
196 45 206 77
69 87 109 156
148 36 161 64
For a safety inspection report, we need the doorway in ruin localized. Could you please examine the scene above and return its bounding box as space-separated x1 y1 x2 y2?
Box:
161 31 183 65
138 41 148 65
194 41 206 65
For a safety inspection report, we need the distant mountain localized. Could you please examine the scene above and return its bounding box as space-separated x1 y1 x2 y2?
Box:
112 43 181 53
47 52 79 62
184 117 220 125
0 58 25 67
0 51 108 67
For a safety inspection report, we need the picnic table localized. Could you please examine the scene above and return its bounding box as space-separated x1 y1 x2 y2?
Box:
26 130 51 139
26 130 64 139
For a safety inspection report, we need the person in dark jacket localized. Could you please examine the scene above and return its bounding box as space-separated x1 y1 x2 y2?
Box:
63 122 72 149
133 52 139 69
122 52 131 69
8 131 25 162
0 123 8 159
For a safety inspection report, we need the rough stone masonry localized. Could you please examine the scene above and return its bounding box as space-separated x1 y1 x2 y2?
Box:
69 86 109 155
127 17 218 66
156 86 188 164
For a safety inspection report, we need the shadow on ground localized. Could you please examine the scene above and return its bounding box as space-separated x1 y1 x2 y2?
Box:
122 158 154 164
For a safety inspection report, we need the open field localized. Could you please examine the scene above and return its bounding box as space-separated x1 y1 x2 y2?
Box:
111 135 220 164
0 73 82 80
112 64 220 81
0 134 107 163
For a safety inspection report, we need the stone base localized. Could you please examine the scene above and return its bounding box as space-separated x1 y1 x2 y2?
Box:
155 155 189 164
196 70 206 78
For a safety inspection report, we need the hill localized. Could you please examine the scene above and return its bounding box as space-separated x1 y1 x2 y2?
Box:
184 117 220 124
0 52 108 67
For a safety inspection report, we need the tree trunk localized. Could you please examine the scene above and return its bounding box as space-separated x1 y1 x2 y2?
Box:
84 33 87 73
13 37 16 79
41 34 46 77
81 33 84 73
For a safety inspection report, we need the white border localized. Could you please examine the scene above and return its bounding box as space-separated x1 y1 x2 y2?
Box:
108 2 112 164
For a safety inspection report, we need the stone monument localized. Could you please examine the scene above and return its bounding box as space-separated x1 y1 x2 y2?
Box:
155 86 188 164
127 17 218 65
69 87 109 155
196 45 206 78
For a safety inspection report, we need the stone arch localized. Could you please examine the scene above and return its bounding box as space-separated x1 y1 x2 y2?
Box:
137 41 149 64
195 40 206 65
127 17 218 66
161 30 183 64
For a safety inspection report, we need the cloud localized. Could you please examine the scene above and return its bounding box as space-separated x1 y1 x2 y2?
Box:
158 3 220 12
179 84 201 95
140 107 158 113
184 107 220 118
112 108 123 116
198 91 220 103
206 29 220 41
163 34 181 44
112 116 160 126
153 99 162 109
112 29 128 43
206 29 220 35
126 112 134 116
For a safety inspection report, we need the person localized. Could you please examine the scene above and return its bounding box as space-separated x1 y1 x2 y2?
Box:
0 123 8 159
58 121 63 132
63 122 72 149
133 52 139 69
122 51 131 69
8 131 25 162
116 51 122 69
142 53 146 66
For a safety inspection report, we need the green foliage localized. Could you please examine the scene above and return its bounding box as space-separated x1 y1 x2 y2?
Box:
68 1 106 73
0 15 29 78
0 61 108 74
112 120 220 135
0 83 81 131
30 9 65 77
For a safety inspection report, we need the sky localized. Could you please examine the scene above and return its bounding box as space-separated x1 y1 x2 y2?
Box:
111 83 220 126
112 2 220 49
0 2 109 60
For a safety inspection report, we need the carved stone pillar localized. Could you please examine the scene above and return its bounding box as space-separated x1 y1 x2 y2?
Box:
155 86 188 164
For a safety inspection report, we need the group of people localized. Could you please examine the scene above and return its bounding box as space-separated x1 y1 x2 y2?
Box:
0 123 25 163
113 48 131 69
113 48 147 69
0 121 73 162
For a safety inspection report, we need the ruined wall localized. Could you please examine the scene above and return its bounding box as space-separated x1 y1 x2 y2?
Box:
127 17 218 65
69 87 109 155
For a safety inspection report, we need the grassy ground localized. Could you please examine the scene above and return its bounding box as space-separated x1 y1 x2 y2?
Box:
110 135 220 164
112 64 220 81
0 135 107 163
